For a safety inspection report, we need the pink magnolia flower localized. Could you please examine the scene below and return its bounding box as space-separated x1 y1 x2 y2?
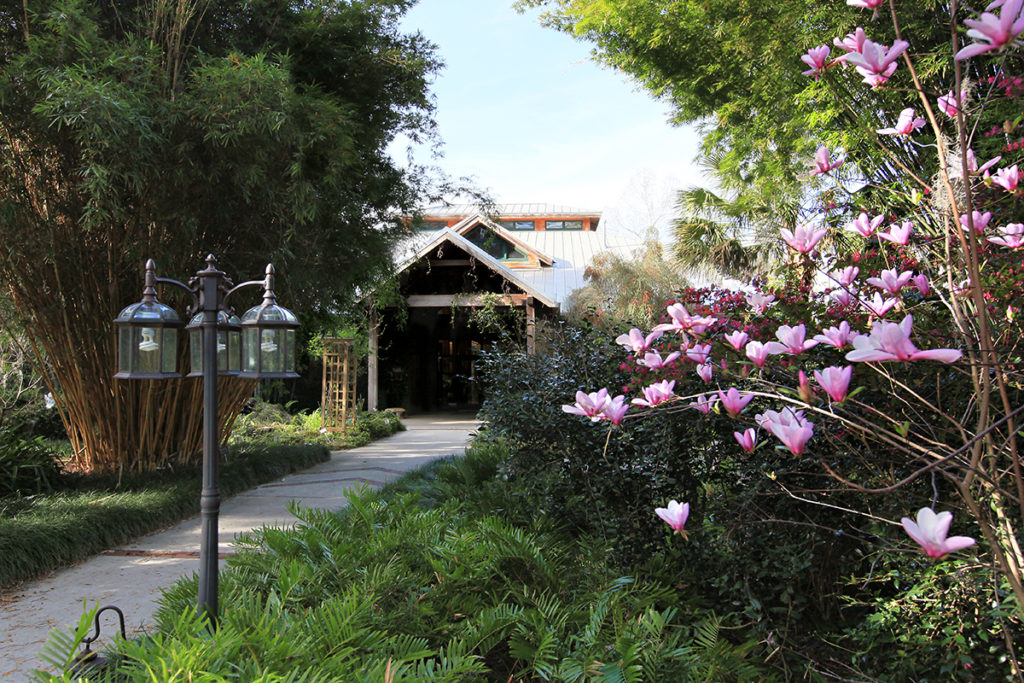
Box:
988 223 1024 248
718 387 754 417
877 221 912 245
781 223 827 253
954 0 1024 60
814 321 856 349
810 145 844 175
632 380 676 407
937 91 960 116
798 370 815 403
877 108 926 135
834 265 860 286
563 389 611 421
653 303 717 335
814 366 853 403
765 324 819 355
724 330 750 351
639 350 681 369
760 408 815 455
845 38 910 87
847 0 884 11
901 508 976 558
859 292 899 317
696 362 715 383
830 288 855 307
801 46 833 80
615 328 664 353
846 212 884 238
959 210 992 234
690 394 719 415
833 27 869 62
967 149 1002 174
655 500 690 537
686 343 712 364
992 164 1021 191
602 395 629 426
846 314 963 363
733 428 757 453
745 291 775 314
866 268 914 294
745 341 771 367
912 273 931 296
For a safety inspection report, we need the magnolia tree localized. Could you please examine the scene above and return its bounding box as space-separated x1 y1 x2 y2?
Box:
564 0 1024 619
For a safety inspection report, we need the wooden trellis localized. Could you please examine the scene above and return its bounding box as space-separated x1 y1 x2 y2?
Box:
321 337 357 432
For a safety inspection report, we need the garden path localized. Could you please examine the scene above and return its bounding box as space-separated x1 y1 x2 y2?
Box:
0 414 479 681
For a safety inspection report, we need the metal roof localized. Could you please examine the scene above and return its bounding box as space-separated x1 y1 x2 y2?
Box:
419 203 600 218
513 230 642 306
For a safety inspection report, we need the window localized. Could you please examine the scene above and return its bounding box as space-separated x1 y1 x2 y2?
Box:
498 220 535 231
466 226 528 261
545 219 583 230
412 220 448 231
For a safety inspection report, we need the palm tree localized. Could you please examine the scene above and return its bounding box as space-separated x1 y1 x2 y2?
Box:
672 143 807 282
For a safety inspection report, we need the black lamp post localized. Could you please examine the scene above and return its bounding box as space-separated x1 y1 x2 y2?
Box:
114 255 298 625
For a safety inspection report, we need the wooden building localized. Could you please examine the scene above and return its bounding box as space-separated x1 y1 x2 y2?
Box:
367 205 640 413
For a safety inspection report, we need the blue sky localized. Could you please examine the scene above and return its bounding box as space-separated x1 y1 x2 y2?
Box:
391 0 706 239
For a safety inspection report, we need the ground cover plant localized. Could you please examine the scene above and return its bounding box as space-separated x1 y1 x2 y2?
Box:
0 442 328 590
0 401 401 589
40 441 773 681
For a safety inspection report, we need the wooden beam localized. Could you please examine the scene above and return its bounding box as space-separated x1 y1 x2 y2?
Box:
405 294 528 307
367 308 379 412
430 259 472 266
525 297 536 355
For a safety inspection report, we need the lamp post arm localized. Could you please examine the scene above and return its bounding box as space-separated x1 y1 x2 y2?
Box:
153 276 199 311
222 279 265 310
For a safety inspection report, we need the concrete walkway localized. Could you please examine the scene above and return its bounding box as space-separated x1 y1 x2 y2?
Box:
0 414 478 681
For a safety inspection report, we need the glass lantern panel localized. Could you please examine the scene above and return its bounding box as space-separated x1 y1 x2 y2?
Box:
136 327 161 374
118 327 132 374
190 329 202 375
161 328 177 374
260 328 283 373
228 330 241 373
243 328 259 373
285 329 297 372
215 328 229 370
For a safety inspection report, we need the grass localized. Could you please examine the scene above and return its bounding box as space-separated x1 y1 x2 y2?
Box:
0 443 329 590
0 402 405 590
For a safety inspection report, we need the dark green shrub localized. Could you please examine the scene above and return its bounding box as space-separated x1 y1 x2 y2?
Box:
0 427 60 496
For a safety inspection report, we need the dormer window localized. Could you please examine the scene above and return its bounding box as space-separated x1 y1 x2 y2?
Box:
466 225 528 261
545 220 583 230
499 220 535 231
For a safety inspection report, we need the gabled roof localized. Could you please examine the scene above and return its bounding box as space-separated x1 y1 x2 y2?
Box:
396 227 558 308
449 214 554 266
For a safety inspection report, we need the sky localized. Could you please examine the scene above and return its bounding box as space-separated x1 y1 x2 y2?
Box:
389 0 708 241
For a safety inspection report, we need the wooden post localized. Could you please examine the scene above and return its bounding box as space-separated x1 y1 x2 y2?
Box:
368 308 379 412
525 297 536 355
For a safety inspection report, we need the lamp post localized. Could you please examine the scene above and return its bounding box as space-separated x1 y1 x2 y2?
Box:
114 255 298 625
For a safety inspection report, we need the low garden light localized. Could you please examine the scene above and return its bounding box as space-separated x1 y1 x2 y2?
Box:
114 255 298 625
